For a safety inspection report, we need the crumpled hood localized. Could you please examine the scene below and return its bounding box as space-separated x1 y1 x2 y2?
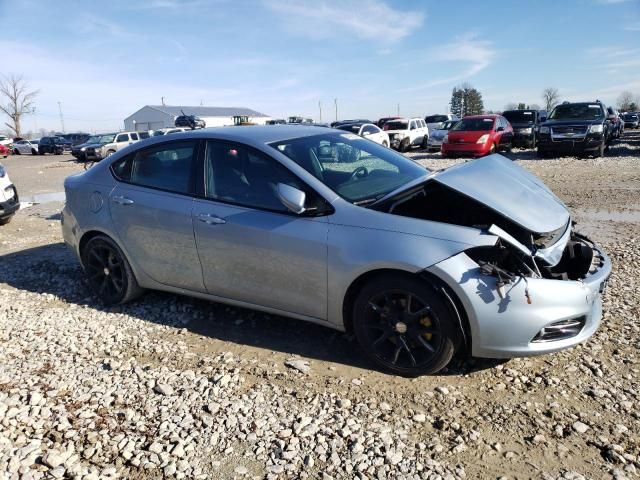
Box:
431 154 570 234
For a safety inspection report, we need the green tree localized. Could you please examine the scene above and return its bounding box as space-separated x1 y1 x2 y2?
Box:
449 87 463 117
450 83 484 116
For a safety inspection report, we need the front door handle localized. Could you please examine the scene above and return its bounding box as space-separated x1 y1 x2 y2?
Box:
112 196 134 205
198 213 226 225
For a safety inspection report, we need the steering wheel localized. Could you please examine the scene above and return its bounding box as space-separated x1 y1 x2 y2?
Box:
350 166 369 181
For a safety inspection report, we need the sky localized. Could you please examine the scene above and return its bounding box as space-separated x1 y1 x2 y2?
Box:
1 0 639 133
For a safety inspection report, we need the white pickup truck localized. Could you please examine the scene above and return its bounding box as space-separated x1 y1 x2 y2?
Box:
382 117 429 152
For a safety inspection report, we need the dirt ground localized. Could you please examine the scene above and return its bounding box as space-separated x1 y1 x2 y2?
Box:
0 131 638 479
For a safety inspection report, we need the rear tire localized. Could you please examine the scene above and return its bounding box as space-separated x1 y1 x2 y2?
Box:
352 274 460 377
421 136 428 149
0 216 12 225
81 235 143 305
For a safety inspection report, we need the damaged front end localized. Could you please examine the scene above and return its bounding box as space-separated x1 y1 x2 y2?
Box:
372 155 612 357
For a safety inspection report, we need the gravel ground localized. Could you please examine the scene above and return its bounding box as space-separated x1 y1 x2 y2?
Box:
0 131 639 479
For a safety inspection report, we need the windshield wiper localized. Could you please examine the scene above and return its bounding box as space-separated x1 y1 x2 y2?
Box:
353 196 384 207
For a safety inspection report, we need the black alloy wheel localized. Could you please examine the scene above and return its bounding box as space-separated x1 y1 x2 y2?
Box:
82 235 142 305
353 275 459 376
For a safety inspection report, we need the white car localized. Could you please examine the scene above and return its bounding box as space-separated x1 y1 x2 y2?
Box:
383 118 429 152
0 163 19 225
0 135 13 148
12 139 40 155
335 122 390 147
151 127 189 136
100 131 143 158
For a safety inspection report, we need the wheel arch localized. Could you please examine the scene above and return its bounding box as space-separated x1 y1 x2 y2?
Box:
341 268 471 352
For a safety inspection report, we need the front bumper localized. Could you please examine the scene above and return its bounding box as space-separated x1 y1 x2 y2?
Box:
538 133 603 153
441 142 491 157
428 237 611 358
427 137 444 150
0 184 20 219
512 132 535 147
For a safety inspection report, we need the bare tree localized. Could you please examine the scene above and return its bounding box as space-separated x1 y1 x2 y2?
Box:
617 91 638 111
504 103 518 111
542 87 560 112
0 74 38 138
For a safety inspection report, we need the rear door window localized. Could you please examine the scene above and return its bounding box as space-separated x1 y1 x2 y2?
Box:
111 140 196 195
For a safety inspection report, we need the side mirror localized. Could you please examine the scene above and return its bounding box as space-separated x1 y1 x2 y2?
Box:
276 183 306 214
496 126 505 132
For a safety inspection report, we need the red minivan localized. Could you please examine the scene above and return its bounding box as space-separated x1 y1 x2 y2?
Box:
441 114 513 158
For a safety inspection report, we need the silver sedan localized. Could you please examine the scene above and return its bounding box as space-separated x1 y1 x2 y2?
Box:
61 126 611 376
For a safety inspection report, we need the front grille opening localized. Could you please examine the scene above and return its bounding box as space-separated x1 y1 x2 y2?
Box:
531 316 586 343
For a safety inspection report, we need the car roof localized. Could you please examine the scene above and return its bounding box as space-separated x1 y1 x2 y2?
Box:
136 125 336 146
462 114 497 119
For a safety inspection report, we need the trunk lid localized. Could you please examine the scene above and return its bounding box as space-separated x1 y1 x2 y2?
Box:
431 154 569 234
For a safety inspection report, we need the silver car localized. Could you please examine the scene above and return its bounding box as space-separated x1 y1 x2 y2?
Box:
426 120 458 151
62 126 611 376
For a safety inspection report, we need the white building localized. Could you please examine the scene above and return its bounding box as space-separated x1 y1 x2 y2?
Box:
124 105 271 131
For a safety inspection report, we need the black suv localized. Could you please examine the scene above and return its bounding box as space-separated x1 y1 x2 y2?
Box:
502 109 539 148
537 101 614 158
59 133 91 145
38 136 72 155
174 113 206 129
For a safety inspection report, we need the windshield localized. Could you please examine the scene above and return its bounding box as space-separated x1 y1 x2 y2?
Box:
383 121 408 130
624 114 638 120
152 130 166 136
336 124 361 133
54 136 67 142
502 111 536 124
85 136 100 143
438 120 457 131
425 115 449 124
98 134 115 143
549 104 604 120
452 118 494 131
270 132 427 204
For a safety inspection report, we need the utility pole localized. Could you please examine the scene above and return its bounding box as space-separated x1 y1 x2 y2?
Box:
57 102 65 133
318 101 322 123
334 98 338 122
161 96 165 106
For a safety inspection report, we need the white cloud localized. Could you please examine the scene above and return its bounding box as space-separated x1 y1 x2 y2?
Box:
263 0 424 42
625 22 640 31
400 35 496 92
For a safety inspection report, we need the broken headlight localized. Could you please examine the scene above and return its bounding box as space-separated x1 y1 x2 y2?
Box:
532 224 567 250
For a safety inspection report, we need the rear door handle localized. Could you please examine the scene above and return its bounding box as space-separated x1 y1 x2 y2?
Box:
198 213 226 225
112 196 134 205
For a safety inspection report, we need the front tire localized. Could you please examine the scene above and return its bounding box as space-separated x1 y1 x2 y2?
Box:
382 141 388 148
593 141 605 158
106 150 115 157
13 149 20 155
352 274 460 377
0 216 13 225
399 138 410 153
421 135 428 149
81 235 143 305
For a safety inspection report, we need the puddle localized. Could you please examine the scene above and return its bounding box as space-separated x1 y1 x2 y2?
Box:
20 192 66 205
574 208 640 223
